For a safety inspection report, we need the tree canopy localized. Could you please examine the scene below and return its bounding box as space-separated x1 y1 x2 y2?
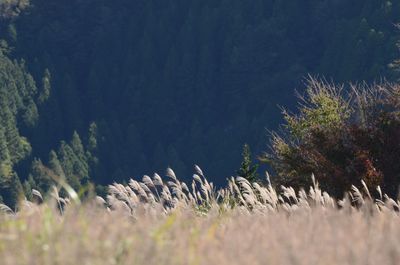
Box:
265 78 400 197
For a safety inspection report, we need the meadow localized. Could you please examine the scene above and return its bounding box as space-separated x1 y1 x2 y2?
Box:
1 167 399 265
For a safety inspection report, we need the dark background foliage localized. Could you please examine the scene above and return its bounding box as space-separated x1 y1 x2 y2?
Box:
0 0 399 206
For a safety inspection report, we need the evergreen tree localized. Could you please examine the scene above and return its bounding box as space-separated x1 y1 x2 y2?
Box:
0 172 24 210
22 177 33 201
48 150 63 177
87 122 98 152
58 141 81 191
237 144 259 183
71 131 86 163
0 127 12 177
38 68 51 104
0 43 45 207
29 158 52 194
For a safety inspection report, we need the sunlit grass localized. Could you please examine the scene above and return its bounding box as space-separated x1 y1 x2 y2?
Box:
1 167 400 265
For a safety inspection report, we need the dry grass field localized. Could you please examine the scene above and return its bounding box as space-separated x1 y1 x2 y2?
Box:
1 167 400 265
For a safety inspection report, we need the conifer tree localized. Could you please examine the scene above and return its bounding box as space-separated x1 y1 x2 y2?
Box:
48 150 63 177
71 132 85 159
237 144 259 183
29 158 52 194
0 127 12 177
0 172 23 210
38 68 51 104
87 122 98 152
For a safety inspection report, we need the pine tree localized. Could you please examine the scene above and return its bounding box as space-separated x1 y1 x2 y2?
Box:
0 172 24 210
237 144 259 183
30 158 52 194
38 68 51 104
86 122 100 180
58 141 81 191
70 131 89 184
0 127 12 177
48 150 63 177
22 99 39 128
71 131 86 162
87 122 98 152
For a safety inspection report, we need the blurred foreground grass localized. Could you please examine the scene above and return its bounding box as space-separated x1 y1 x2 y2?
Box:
1 168 400 265
0 203 399 265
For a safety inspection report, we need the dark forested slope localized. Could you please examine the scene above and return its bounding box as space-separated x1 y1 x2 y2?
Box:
0 0 399 200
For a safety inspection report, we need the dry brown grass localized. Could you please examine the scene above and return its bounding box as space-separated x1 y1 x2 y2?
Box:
1 167 400 265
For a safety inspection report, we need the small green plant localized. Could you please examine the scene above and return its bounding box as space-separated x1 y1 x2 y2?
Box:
237 144 259 184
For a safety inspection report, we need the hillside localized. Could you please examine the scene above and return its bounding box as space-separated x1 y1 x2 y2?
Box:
0 0 399 204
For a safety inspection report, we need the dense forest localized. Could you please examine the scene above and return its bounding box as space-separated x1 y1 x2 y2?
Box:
0 0 399 206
